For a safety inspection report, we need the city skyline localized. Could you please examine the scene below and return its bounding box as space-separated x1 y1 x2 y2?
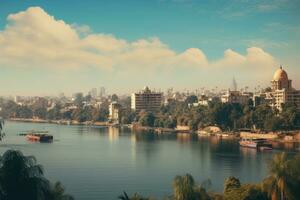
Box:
0 0 300 96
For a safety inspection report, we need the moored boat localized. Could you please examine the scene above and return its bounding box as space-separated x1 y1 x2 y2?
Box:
21 130 53 142
239 138 272 149
26 133 53 142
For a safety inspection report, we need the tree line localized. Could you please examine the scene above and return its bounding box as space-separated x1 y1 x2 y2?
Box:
1 95 300 131
0 98 110 123
136 96 300 131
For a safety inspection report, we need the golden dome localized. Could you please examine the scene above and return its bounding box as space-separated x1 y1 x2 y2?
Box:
273 66 288 81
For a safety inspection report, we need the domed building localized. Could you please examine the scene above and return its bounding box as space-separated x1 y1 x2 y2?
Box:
271 66 292 91
267 66 300 110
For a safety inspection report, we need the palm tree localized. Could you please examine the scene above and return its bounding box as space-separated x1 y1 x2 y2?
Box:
0 149 51 200
262 153 294 200
0 150 73 200
173 174 195 200
119 191 130 200
118 191 150 200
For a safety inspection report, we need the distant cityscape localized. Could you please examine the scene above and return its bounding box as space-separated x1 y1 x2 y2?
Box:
1 66 299 124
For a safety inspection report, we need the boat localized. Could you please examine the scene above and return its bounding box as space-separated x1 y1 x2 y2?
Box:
20 130 53 142
239 138 272 149
259 146 273 151
26 133 53 142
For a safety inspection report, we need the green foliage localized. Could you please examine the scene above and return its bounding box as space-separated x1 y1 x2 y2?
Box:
47 104 62 120
122 153 300 200
171 174 211 200
185 95 198 104
224 177 265 200
0 150 73 200
118 191 154 200
0 95 298 130
224 176 241 194
173 174 195 200
111 94 119 102
139 111 156 127
262 153 300 200
121 110 136 124
74 93 84 107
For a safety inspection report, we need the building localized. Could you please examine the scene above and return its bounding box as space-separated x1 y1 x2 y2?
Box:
98 87 106 98
109 102 122 123
266 66 300 111
221 90 251 104
131 86 163 113
252 93 266 107
89 88 97 99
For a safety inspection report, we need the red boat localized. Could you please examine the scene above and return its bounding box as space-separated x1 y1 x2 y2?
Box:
26 133 53 142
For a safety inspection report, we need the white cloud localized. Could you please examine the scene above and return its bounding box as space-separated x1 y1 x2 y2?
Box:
0 6 277 72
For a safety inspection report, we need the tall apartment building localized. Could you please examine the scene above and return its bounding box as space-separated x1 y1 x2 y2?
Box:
109 102 122 124
131 86 163 113
266 66 300 111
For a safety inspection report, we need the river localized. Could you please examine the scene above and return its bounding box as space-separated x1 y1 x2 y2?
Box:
0 121 298 200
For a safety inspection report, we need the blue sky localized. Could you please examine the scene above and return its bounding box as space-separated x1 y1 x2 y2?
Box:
0 0 299 95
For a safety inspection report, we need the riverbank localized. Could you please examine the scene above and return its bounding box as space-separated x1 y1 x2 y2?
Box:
8 118 112 127
8 118 300 143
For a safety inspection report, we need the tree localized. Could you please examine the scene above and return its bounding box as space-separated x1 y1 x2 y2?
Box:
111 94 119 102
224 176 241 194
264 116 282 131
0 150 49 200
0 118 4 140
0 150 73 200
224 177 265 200
252 104 274 130
173 174 196 200
118 191 153 200
47 104 62 120
34 107 48 119
139 112 156 127
51 182 74 200
262 153 300 200
185 95 198 104
16 106 33 118
74 93 84 107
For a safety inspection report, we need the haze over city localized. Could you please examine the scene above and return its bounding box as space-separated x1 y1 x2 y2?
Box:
0 0 300 96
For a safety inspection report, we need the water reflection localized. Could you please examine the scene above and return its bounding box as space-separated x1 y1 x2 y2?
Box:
108 127 119 141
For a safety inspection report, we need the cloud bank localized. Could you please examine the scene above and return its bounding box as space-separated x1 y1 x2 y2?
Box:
0 7 277 71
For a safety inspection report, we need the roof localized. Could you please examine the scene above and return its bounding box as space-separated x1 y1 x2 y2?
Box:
273 66 288 81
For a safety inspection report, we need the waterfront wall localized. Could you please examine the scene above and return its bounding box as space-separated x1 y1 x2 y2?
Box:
240 132 278 139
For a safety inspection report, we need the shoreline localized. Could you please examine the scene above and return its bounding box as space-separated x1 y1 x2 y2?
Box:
8 118 113 127
7 118 300 143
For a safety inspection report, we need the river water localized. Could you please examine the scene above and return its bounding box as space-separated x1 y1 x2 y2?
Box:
0 121 298 200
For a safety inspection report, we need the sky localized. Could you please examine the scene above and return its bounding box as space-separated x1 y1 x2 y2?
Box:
0 0 299 96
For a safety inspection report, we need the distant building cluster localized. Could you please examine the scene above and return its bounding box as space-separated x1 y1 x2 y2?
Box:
2 66 299 121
